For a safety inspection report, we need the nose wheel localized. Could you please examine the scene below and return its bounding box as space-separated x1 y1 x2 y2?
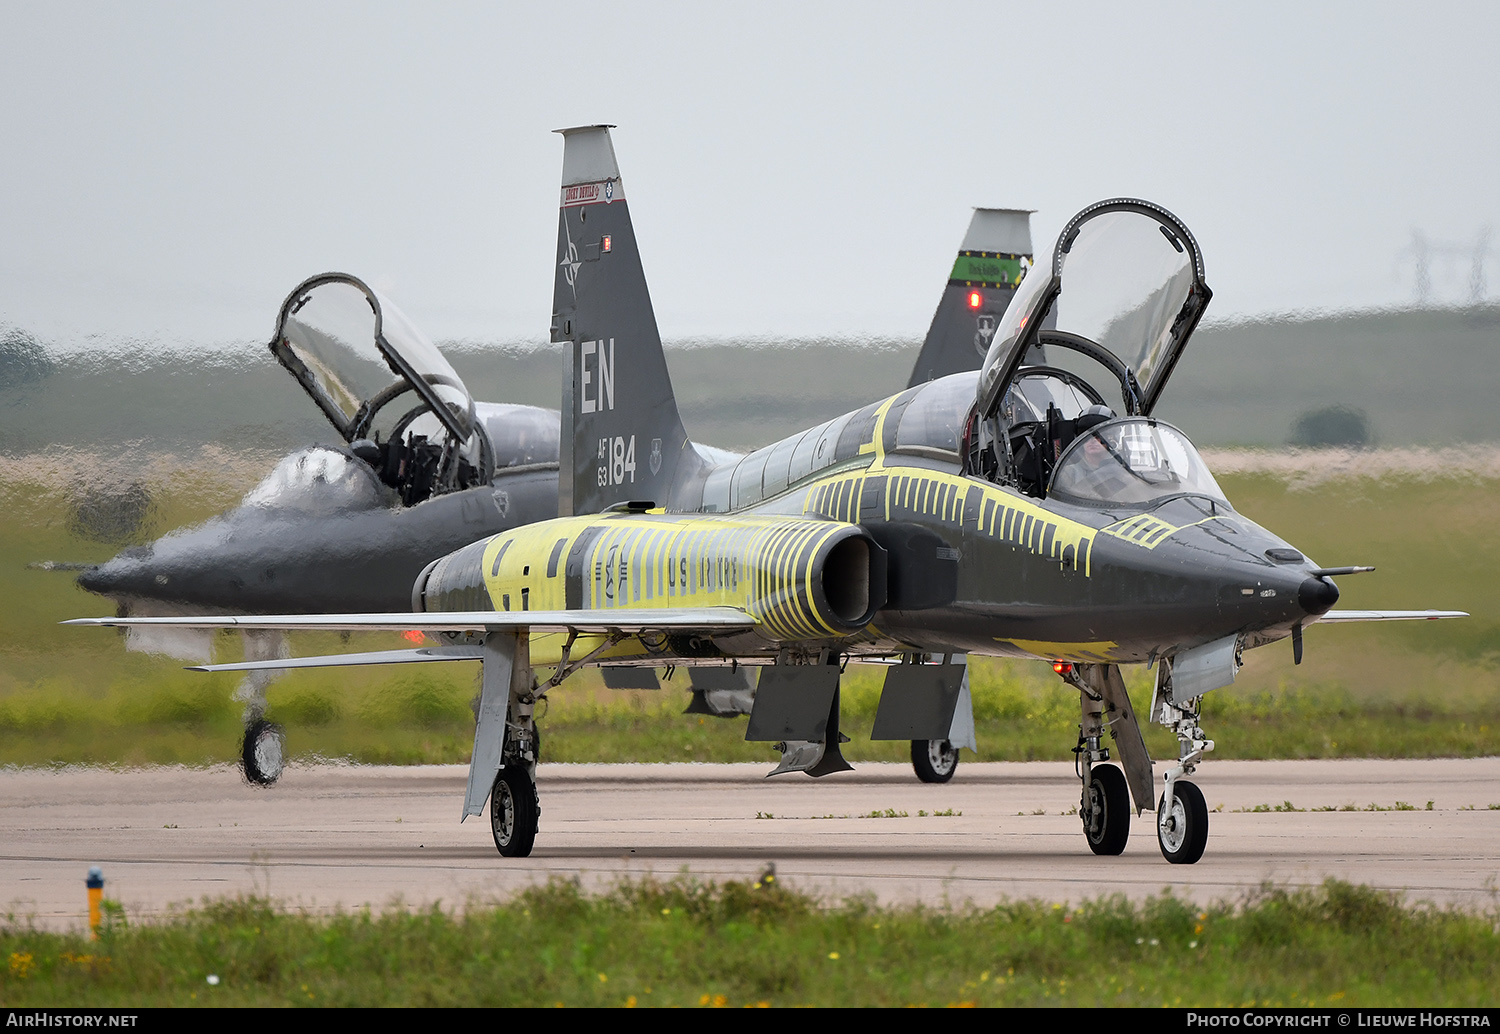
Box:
241 719 286 786
1157 779 1208 864
910 739 959 783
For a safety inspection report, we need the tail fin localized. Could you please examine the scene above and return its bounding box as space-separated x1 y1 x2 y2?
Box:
551 126 690 516
907 208 1035 387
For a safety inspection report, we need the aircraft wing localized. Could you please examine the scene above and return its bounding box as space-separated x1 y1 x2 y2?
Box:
1317 610 1468 622
188 645 485 673
63 607 756 635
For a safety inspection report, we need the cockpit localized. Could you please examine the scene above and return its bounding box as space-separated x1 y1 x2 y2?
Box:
270 274 492 506
966 199 1215 504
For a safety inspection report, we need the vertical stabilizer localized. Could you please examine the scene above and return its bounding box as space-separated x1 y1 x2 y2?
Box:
908 208 1035 387
552 126 689 516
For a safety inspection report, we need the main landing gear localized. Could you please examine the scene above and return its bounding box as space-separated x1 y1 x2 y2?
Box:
491 764 540 857
911 739 959 783
1059 661 1156 858
1081 762 1130 855
464 629 556 858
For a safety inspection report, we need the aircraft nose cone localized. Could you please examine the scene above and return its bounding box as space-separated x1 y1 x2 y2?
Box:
1298 575 1340 617
76 545 155 597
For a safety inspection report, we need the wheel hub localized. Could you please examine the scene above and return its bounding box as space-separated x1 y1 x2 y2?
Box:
1082 783 1104 839
1158 798 1187 853
493 781 515 846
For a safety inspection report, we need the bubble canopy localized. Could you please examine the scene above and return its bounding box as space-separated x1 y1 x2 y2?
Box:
976 199 1211 424
269 273 476 445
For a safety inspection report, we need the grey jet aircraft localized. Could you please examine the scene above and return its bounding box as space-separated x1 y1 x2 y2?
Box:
76 194 1036 785
71 126 1464 864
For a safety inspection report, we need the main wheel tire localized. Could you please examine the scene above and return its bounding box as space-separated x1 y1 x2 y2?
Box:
1157 779 1208 864
242 719 286 786
1081 764 1130 855
911 739 959 783
490 765 540 857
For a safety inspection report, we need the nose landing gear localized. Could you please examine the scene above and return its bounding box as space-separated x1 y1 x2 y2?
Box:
1157 778 1208 864
1151 656 1216 864
242 718 286 786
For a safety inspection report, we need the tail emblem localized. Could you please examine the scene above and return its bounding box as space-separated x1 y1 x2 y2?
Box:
974 313 998 355
559 217 581 297
649 438 663 476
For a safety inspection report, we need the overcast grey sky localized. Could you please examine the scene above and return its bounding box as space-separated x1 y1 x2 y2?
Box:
2 1 1497 348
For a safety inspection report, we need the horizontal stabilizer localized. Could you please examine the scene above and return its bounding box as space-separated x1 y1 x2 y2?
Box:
65 607 756 635
1317 610 1468 622
188 645 485 673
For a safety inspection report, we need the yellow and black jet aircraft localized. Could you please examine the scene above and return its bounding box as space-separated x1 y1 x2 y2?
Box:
71 127 1463 865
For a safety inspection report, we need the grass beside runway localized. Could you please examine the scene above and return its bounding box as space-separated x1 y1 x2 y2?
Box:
2 459 1497 770
2 877 1497 1007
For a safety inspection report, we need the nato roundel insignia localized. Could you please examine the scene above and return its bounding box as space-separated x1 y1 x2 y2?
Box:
604 180 614 203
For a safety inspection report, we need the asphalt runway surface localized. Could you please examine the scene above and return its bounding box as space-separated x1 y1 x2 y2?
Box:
4 758 1498 930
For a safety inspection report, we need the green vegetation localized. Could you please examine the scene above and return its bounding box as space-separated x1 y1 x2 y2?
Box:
2 877 1496 1006
1 454 1497 769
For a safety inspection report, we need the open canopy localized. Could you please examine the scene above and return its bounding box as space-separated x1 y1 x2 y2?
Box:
270 273 477 445
976 199 1211 423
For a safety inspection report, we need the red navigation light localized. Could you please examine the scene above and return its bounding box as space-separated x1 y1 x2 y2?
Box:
1052 660 1073 676
967 290 982 309
402 629 425 644
601 235 612 253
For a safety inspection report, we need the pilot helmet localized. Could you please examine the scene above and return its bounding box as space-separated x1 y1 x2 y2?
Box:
1075 404 1115 433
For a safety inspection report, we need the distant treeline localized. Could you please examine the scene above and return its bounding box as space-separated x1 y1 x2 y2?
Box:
2 306 1497 454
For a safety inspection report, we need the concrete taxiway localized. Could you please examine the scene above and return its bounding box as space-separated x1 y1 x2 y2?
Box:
3 759 1498 929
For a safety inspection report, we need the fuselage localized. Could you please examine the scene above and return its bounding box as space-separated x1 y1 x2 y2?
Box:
420 386 1337 667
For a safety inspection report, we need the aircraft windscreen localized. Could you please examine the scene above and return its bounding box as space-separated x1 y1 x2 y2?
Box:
281 281 396 425
1049 419 1225 507
1052 211 1197 393
243 447 394 514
